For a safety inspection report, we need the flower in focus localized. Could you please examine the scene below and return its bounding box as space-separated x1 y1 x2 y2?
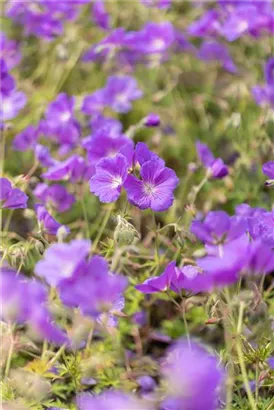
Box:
196 141 229 178
90 154 129 203
0 265 67 344
35 239 91 287
136 261 178 294
162 338 224 410
124 159 179 212
0 177 28 209
35 204 70 236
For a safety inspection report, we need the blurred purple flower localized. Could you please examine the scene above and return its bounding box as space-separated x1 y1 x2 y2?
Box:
33 183 75 212
136 261 178 293
82 90 106 116
13 125 39 151
90 115 123 139
1 89 27 121
1 59 15 96
196 141 229 178
124 159 179 212
198 40 237 73
0 177 28 209
162 338 225 410
144 113 160 127
252 58 274 109
248 210 274 246
262 161 274 179
35 204 70 236
0 33 21 69
141 0 172 8
35 144 57 168
188 10 221 37
35 239 91 287
190 211 246 245
77 391 151 410
0 265 67 344
103 75 143 113
42 155 87 182
58 255 128 318
90 154 129 203
92 1 111 30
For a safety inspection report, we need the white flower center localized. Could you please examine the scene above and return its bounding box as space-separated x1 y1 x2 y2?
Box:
111 175 122 188
2 100 12 115
152 38 165 51
143 182 156 195
60 111 71 122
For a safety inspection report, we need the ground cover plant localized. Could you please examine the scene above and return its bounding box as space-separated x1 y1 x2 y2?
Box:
1 0 274 409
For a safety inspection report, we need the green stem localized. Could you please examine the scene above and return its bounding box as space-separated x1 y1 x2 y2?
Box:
80 195 90 239
92 204 114 252
4 325 15 378
167 291 191 347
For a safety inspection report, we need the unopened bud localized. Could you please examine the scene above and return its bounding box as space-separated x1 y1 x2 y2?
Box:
114 215 140 246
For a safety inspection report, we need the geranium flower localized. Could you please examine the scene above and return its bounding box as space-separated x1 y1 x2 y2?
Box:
0 177 28 209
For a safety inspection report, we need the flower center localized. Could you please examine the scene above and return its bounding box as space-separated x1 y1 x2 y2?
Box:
143 182 156 195
60 111 71 122
111 175 122 188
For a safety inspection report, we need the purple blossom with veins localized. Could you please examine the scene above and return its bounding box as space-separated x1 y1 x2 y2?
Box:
1 89 27 122
190 210 246 245
0 33 21 69
136 261 179 294
124 159 179 212
42 155 87 182
33 183 75 213
134 142 165 168
77 391 151 410
83 134 134 168
252 57 274 109
90 154 129 203
196 140 229 179
35 204 70 236
1 265 67 344
92 0 111 30
198 40 237 74
0 177 28 209
42 93 81 148
13 125 39 151
58 255 128 318
162 338 225 410
35 239 91 287
103 75 143 113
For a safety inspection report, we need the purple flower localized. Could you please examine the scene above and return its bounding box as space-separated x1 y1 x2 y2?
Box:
252 58 274 109
268 357 274 370
35 204 70 236
190 211 246 245
265 57 274 86
137 375 156 392
246 240 274 276
188 10 221 37
1 89 27 121
35 144 57 168
33 183 75 212
196 141 228 178
136 261 178 293
248 210 274 246
83 28 126 63
84 134 134 168
13 125 38 151
198 40 237 73
1 265 67 344
0 33 21 69
35 239 91 287
103 75 143 113
43 93 80 148
124 160 179 212
58 255 128 318
90 154 129 203
1 59 15 96
42 155 87 182
82 90 106 116
141 0 172 8
144 113 160 127
134 142 165 167
162 339 224 410
0 177 28 209
262 161 274 179
91 1 111 30
77 391 151 410
90 114 123 139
